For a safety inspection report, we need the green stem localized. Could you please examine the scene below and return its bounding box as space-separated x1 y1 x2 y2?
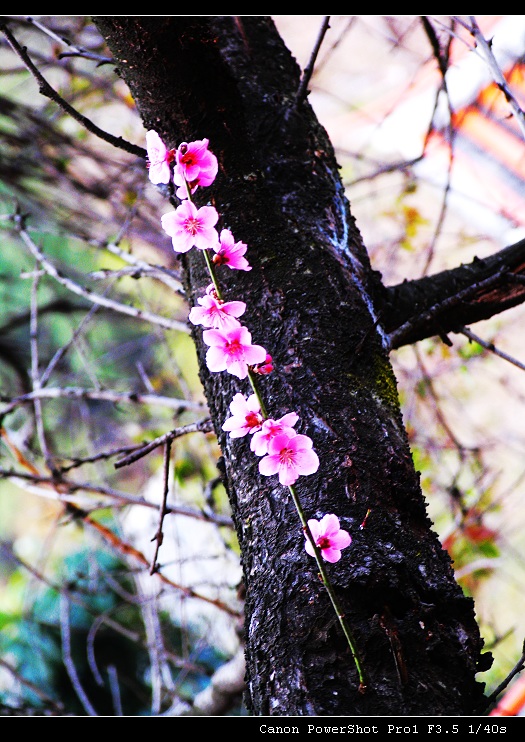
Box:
287 483 367 691
191 175 366 691
247 368 269 419
183 179 222 300
202 248 222 299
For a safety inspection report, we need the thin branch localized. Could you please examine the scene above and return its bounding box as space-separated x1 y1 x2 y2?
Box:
88 237 183 294
1 542 141 643
3 473 240 618
114 418 214 469
457 16 525 141
25 15 113 64
57 443 150 473
0 657 65 713
427 15 477 54
0 465 234 526
0 20 145 157
0 466 163 510
40 300 102 387
134 572 171 715
420 16 456 276
308 16 356 79
80 508 241 617
481 641 525 714
0 297 91 335
0 386 205 424
29 268 55 471
457 326 525 373
414 345 471 456
106 665 124 716
60 593 99 716
150 439 173 575
10 212 189 333
344 154 423 187
295 16 331 107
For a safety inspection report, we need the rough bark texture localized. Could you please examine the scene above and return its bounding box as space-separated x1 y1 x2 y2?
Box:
93 16 489 716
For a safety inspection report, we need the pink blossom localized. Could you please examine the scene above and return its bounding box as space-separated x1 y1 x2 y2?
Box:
176 139 218 184
146 130 175 185
258 432 319 486
222 393 263 438
252 353 274 376
212 229 251 271
188 285 245 330
304 514 351 563
161 200 219 253
250 412 299 456
173 161 218 200
202 325 267 379
173 162 219 200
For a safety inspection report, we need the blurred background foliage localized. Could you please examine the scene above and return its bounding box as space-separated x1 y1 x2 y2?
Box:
1 15 525 715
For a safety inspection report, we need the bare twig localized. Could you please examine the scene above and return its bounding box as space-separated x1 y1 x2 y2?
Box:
57 443 148 473
6 495 238 620
115 418 214 469
80 510 241 616
25 15 113 64
457 16 525 141
420 16 456 276
2 542 141 642
295 16 331 107
106 665 123 716
150 439 173 575
481 641 525 713
0 386 205 423
0 466 163 510
0 657 65 713
344 154 423 186
88 237 183 294
414 345 471 456
458 325 525 373
40 300 102 387
60 593 99 716
29 269 55 471
0 20 145 157
0 465 233 526
10 212 189 333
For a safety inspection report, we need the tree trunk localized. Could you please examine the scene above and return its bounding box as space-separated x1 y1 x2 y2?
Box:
93 15 489 716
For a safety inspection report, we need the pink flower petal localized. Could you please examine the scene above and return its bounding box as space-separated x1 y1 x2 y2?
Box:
146 130 173 185
258 454 280 478
304 514 352 562
205 345 227 373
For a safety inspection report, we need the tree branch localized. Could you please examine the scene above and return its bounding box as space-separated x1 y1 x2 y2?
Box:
382 237 525 349
455 15 525 141
0 385 205 424
0 20 145 158
295 16 331 107
9 212 188 334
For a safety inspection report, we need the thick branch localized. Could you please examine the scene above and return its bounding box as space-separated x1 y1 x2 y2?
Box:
383 237 525 349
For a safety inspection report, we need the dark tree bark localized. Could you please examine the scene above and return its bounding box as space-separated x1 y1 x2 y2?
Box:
93 16 490 716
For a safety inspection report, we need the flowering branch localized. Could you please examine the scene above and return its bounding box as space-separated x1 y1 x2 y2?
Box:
146 131 366 690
